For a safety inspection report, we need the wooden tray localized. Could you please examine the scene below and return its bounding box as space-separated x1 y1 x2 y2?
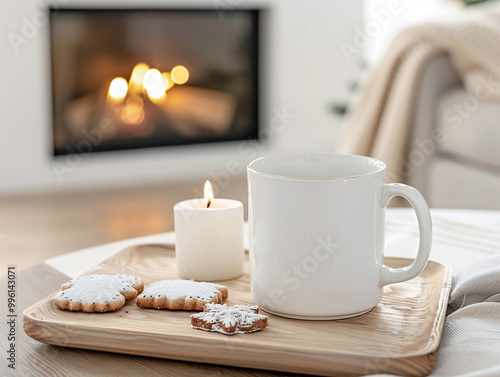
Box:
24 244 452 377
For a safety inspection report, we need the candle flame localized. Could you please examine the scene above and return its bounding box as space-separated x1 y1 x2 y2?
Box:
204 180 214 208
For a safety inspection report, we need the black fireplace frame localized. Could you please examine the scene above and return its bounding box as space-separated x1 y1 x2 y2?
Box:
49 7 261 156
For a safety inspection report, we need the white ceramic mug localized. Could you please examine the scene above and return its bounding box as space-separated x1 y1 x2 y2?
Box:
247 153 432 320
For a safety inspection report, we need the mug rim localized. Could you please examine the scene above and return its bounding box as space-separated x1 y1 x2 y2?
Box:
247 153 387 180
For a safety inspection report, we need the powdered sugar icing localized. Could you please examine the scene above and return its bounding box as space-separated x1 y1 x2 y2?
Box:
55 274 139 305
191 303 268 334
138 280 225 300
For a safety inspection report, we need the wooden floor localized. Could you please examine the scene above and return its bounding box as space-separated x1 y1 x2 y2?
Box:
0 178 248 274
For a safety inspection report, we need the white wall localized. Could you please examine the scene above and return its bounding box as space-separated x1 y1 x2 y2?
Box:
363 0 451 66
0 0 363 196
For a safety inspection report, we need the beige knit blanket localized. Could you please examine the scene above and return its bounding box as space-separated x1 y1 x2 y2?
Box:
340 3 500 183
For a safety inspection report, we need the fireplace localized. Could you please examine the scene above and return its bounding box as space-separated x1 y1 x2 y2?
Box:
50 8 260 156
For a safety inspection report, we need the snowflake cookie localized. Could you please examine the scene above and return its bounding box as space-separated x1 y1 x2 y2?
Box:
191 303 268 334
54 274 144 312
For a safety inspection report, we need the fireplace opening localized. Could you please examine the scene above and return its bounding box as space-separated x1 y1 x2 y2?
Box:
49 8 260 156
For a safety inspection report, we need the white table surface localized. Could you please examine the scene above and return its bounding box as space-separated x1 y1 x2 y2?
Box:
46 208 500 279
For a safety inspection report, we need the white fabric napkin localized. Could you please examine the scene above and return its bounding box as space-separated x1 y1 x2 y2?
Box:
372 256 500 377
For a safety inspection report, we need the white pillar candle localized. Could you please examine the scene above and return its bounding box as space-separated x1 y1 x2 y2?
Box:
174 181 244 281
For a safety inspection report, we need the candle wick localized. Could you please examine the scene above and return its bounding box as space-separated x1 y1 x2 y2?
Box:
207 199 211 208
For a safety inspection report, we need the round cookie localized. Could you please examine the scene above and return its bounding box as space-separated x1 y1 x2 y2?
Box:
136 280 228 311
55 274 144 312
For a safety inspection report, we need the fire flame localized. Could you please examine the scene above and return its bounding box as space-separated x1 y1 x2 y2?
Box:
129 63 150 94
120 95 145 125
171 65 189 85
107 62 189 125
107 77 128 103
144 69 167 100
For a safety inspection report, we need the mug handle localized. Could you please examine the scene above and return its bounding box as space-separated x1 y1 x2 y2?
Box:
379 183 432 287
